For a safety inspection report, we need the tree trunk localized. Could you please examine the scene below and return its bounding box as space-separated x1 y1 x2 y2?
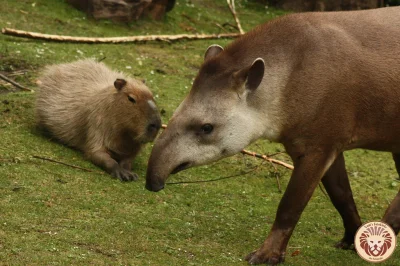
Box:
66 0 175 21
264 0 381 11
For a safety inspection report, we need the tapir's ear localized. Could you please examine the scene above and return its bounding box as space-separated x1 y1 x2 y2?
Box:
114 78 127 91
233 58 265 93
204 44 224 61
246 58 265 91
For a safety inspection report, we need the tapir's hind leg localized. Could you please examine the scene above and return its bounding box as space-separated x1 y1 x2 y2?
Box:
381 153 400 234
382 193 400 234
392 153 400 180
321 153 362 249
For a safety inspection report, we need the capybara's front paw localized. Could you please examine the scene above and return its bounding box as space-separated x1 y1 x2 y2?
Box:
112 167 139 182
245 250 285 265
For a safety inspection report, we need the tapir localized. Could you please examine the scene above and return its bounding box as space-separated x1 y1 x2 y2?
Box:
146 7 400 265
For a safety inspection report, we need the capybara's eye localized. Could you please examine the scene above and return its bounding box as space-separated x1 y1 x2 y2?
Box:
128 95 136 103
201 124 213 134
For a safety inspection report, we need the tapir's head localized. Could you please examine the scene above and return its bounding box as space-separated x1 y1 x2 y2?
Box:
146 45 267 191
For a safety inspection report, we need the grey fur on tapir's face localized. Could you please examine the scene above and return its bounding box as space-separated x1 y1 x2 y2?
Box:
166 87 266 168
146 45 269 192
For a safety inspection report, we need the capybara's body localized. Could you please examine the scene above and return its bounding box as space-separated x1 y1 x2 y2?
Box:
37 59 161 181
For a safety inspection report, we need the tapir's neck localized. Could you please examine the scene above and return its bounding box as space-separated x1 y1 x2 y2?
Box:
221 27 299 142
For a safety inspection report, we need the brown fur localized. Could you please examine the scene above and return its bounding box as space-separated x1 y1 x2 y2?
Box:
37 59 161 181
146 7 400 264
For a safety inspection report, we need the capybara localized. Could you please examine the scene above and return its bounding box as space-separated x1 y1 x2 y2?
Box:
37 59 161 181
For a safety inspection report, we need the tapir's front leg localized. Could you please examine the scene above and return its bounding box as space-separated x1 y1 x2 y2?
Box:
321 153 361 249
246 149 337 265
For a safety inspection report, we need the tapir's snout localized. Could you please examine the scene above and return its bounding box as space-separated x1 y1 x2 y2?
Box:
145 160 166 192
145 119 194 192
145 179 164 192
145 157 193 191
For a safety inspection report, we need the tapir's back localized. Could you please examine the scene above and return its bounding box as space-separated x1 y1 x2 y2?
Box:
221 7 400 151
279 7 400 151
312 7 400 50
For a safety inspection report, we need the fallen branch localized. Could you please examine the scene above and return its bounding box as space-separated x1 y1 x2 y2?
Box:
2 0 245 43
161 124 294 170
32 155 104 174
0 73 32 92
227 0 245 34
1 28 241 44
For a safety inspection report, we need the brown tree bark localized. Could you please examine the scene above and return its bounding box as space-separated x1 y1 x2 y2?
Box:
261 0 381 11
66 0 175 21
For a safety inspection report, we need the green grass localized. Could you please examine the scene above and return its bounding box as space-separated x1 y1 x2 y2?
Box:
0 0 399 265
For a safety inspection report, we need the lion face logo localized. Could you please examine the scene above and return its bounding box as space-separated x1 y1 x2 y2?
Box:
359 226 392 257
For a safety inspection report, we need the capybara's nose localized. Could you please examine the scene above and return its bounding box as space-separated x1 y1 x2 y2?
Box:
147 119 161 138
148 119 161 132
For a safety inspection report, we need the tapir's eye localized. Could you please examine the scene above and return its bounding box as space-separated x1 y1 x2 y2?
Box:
201 124 213 134
128 95 136 103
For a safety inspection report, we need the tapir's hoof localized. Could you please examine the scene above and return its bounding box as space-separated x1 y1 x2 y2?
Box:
245 250 285 265
334 239 354 250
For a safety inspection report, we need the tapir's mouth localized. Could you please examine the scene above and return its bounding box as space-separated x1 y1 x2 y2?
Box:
171 162 191 174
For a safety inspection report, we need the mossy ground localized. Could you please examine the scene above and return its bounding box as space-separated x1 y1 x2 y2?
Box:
0 0 399 265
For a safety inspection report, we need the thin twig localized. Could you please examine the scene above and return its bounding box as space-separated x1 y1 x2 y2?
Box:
1 28 241 44
222 22 239 31
268 160 282 192
7 70 28 77
167 165 259 185
227 0 245 34
32 155 104 174
0 158 14 162
181 13 197 24
267 151 286 157
241 149 294 170
276 174 282 192
214 23 228 33
0 73 32 92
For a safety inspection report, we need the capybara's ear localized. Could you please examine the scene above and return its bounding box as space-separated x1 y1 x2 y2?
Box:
114 78 127 90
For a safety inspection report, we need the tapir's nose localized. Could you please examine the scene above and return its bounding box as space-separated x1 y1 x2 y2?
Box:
145 180 165 192
145 119 170 192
